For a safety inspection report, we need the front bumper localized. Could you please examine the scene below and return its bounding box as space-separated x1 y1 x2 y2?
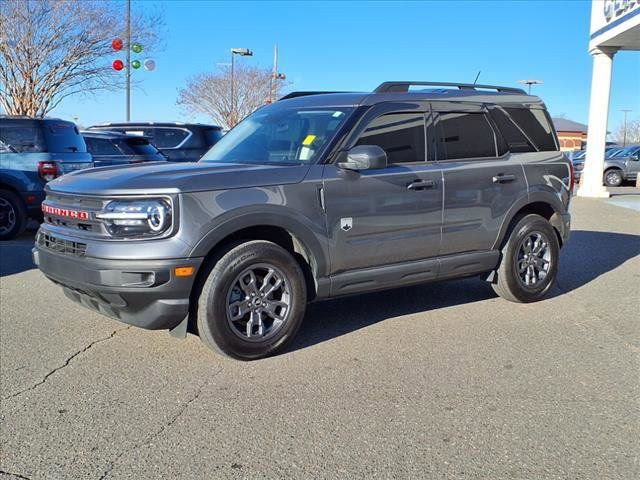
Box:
33 244 203 330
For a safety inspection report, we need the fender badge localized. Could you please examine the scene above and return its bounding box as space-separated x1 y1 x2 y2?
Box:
340 217 353 232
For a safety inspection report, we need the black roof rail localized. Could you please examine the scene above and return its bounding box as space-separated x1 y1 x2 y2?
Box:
279 91 349 101
374 81 526 95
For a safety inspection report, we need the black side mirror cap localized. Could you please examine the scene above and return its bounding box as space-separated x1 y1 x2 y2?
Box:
337 145 388 171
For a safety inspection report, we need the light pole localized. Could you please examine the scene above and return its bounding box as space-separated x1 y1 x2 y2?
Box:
621 109 632 147
270 44 286 102
126 0 131 121
230 48 253 126
518 79 543 94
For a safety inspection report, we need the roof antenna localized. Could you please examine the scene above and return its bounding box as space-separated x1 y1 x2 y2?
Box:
473 70 481 85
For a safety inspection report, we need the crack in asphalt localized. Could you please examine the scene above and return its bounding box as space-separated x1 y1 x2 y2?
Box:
98 366 223 480
0 469 31 479
3 327 130 401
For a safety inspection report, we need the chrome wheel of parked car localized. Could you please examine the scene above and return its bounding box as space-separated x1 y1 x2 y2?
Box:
515 232 551 288
0 190 27 241
604 169 623 187
226 263 291 341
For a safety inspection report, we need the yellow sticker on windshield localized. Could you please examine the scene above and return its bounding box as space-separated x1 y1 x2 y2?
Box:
302 134 316 146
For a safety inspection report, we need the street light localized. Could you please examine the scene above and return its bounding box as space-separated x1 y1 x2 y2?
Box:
230 47 253 125
621 109 632 147
518 79 543 94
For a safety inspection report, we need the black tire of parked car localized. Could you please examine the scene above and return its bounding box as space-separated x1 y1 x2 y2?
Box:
197 240 307 360
603 168 623 187
0 189 27 241
492 214 560 303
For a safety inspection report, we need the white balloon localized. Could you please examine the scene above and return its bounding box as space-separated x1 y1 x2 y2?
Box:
143 58 156 71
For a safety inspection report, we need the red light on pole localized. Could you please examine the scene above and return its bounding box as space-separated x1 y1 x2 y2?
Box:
112 59 124 71
112 38 123 51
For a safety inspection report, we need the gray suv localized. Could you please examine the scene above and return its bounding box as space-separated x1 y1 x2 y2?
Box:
573 145 640 186
33 81 572 360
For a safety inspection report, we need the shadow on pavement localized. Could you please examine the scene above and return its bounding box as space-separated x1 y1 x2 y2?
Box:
290 229 640 352
0 230 37 277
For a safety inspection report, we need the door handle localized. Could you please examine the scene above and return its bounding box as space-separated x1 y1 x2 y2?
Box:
492 173 516 183
407 179 436 191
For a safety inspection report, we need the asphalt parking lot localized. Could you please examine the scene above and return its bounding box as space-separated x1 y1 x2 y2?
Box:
1 191 639 480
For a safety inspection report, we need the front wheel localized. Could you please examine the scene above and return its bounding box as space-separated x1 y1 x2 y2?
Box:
604 169 623 187
197 240 307 360
492 214 560 303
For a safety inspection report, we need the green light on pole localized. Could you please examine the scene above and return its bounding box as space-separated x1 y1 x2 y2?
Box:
131 59 141 69
132 43 143 54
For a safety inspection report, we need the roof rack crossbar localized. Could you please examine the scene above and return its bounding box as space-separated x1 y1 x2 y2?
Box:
374 81 526 95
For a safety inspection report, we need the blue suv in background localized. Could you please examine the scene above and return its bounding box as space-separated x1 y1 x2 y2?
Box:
0 116 93 240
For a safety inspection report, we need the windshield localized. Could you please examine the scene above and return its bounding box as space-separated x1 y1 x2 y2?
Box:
201 106 353 165
612 146 640 157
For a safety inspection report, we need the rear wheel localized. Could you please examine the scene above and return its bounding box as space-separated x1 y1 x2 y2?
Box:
0 189 27 241
604 168 623 187
492 214 560 303
197 240 307 360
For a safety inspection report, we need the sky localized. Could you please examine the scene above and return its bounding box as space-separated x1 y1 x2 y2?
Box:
53 0 640 131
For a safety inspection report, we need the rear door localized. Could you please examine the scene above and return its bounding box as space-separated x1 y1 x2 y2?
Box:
322 103 443 274
432 102 526 256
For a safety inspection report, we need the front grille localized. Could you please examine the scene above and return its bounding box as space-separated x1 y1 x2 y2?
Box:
38 232 87 256
42 193 106 235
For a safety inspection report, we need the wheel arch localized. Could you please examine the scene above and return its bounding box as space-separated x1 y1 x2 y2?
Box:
493 193 567 250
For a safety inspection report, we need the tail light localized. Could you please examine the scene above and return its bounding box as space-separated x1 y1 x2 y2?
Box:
38 161 59 182
568 161 575 193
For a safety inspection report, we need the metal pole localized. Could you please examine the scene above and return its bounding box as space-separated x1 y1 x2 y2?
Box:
621 109 631 147
273 44 279 102
230 52 235 126
126 0 131 121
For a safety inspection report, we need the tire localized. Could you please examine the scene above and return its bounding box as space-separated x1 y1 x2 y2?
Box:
197 240 307 360
0 189 27 241
492 214 560 303
604 168 623 187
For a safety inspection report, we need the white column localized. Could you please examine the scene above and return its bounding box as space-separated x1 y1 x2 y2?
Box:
577 46 617 198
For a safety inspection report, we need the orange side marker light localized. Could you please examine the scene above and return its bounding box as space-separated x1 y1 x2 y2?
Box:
175 266 195 277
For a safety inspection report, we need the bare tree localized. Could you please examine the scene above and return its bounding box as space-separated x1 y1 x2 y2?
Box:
0 0 163 117
177 64 288 129
611 117 640 145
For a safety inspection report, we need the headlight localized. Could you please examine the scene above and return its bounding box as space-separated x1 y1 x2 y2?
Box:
96 198 173 238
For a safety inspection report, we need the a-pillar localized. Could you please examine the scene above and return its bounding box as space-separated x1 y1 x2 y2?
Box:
577 46 618 198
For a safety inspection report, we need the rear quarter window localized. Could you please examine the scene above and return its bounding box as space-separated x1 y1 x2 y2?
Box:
151 128 190 148
503 107 557 151
0 121 47 152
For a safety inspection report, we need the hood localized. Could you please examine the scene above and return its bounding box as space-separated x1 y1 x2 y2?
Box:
46 161 311 196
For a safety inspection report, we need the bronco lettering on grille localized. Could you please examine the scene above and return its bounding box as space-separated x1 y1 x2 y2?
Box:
42 204 89 220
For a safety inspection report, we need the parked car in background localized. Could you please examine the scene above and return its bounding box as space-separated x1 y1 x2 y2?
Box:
87 122 223 162
0 116 92 240
82 130 166 167
573 145 640 186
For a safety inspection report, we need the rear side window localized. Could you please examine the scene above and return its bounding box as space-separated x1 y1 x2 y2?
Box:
356 113 425 164
489 108 536 153
85 137 121 155
0 121 47 152
42 121 87 153
503 108 557 151
436 112 496 160
152 128 189 148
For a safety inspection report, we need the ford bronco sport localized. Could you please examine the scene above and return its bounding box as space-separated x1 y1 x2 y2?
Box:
33 81 572 360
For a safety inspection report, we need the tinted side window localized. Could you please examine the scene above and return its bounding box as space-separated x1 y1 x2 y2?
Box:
152 128 189 148
0 122 46 152
42 121 86 153
503 108 557 151
489 108 535 153
356 113 425 164
436 112 496 160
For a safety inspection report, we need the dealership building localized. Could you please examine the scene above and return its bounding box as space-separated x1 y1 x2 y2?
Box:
578 0 640 198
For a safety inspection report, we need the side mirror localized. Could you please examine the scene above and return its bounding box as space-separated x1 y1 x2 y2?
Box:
337 145 388 171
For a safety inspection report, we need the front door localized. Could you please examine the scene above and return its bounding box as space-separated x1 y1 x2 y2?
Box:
322 109 443 275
